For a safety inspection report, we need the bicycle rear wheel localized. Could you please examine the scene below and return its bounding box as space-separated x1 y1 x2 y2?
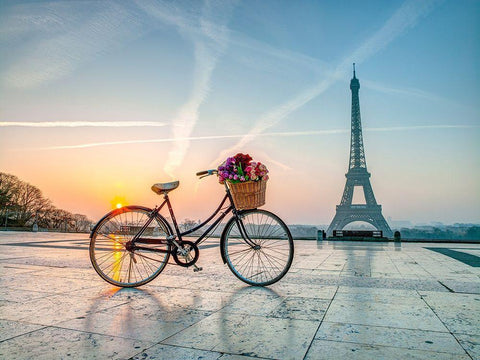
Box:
222 209 294 286
89 206 172 287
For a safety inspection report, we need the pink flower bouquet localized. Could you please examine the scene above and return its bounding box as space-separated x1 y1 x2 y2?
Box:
217 153 269 209
217 153 269 184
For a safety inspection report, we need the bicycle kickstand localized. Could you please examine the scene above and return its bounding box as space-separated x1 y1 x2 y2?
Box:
193 264 203 272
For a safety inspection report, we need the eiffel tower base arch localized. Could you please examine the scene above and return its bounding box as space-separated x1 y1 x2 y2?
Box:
327 205 393 238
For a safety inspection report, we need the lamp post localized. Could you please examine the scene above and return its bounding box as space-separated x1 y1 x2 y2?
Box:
32 210 38 232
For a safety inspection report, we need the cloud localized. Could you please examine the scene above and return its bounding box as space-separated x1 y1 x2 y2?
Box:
25 124 476 151
344 0 441 66
365 125 476 132
362 79 478 114
362 80 444 101
0 2 148 88
210 0 442 166
148 0 239 178
0 121 167 127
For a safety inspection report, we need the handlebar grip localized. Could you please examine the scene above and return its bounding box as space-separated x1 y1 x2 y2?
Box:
196 169 217 178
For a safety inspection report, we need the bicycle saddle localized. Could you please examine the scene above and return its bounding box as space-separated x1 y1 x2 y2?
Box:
151 181 180 194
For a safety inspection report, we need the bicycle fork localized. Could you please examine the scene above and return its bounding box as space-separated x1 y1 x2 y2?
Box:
234 213 259 249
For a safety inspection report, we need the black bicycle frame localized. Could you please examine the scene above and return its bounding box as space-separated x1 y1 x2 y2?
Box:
174 193 233 245
131 184 257 252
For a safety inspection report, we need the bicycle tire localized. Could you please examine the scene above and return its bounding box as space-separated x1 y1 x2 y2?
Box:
89 206 172 287
221 209 294 286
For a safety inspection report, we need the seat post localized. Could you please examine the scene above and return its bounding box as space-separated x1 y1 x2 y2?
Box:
162 191 169 201
163 191 181 238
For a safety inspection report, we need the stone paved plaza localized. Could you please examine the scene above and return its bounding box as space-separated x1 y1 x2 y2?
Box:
0 231 479 359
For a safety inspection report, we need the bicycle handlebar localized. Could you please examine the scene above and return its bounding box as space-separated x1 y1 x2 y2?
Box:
196 169 217 178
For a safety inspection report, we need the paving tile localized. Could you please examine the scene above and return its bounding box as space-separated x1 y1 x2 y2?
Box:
268 296 331 321
35 267 99 281
268 283 337 299
420 291 480 335
222 291 284 316
0 293 127 326
0 273 96 293
315 322 465 354
152 271 250 293
58 302 211 342
310 269 343 277
0 320 44 342
323 298 448 331
334 286 425 305
163 311 320 360
370 272 402 279
0 288 52 302
439 279 480 294
131 343 222 360
0 264 40 275
145 286 235 312
304 339 471 360
455 333 480 360
0 326 150 360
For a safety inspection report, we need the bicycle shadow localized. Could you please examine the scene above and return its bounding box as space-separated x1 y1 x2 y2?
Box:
82 286 180 343
81 282 300 358
210 285 301 358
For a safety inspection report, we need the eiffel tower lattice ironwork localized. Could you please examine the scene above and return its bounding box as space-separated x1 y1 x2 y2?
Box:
327 64 392 238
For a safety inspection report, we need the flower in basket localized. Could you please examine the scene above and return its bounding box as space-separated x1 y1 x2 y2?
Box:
217 153 269 184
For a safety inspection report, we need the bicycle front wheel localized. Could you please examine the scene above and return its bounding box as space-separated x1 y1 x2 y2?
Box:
222 209 294 286
89 206 172 287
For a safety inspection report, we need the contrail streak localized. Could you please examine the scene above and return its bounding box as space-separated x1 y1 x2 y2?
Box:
210 0 442 166
161 0 238 178
0 121 167 127
26 125 476 151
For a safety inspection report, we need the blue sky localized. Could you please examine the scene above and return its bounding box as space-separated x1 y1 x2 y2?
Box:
0 0 478 226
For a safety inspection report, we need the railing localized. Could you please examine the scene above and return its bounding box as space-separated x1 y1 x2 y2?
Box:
333 230 383 238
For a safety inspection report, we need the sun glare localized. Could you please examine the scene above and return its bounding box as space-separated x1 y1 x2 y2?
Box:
111 195 127 210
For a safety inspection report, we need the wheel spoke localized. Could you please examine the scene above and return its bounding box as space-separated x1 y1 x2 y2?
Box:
90 206 171 287
223 210 293 286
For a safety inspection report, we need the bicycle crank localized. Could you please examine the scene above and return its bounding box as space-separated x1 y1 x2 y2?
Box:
172 241 199 267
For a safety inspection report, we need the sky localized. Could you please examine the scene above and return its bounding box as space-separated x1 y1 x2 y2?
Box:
0 0 479 227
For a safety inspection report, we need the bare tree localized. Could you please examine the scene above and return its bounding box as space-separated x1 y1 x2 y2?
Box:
0 173 21 225
180 218 200 232
72 214 92 232
13 182 49 226
1 172 92 231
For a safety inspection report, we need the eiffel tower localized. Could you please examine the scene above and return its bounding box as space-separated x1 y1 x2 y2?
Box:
327 64 392 238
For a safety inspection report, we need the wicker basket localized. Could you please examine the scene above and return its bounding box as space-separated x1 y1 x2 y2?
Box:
228 179 267 210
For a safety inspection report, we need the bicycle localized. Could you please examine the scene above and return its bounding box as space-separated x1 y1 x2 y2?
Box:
89 169 294 287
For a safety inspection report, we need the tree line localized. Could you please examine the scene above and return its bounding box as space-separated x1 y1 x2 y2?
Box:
398 225 480 240
0 172 92 232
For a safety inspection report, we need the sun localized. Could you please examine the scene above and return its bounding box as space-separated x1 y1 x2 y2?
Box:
111 195 127 210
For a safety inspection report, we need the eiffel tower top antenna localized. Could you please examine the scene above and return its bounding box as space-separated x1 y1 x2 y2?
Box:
349 62 365 170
